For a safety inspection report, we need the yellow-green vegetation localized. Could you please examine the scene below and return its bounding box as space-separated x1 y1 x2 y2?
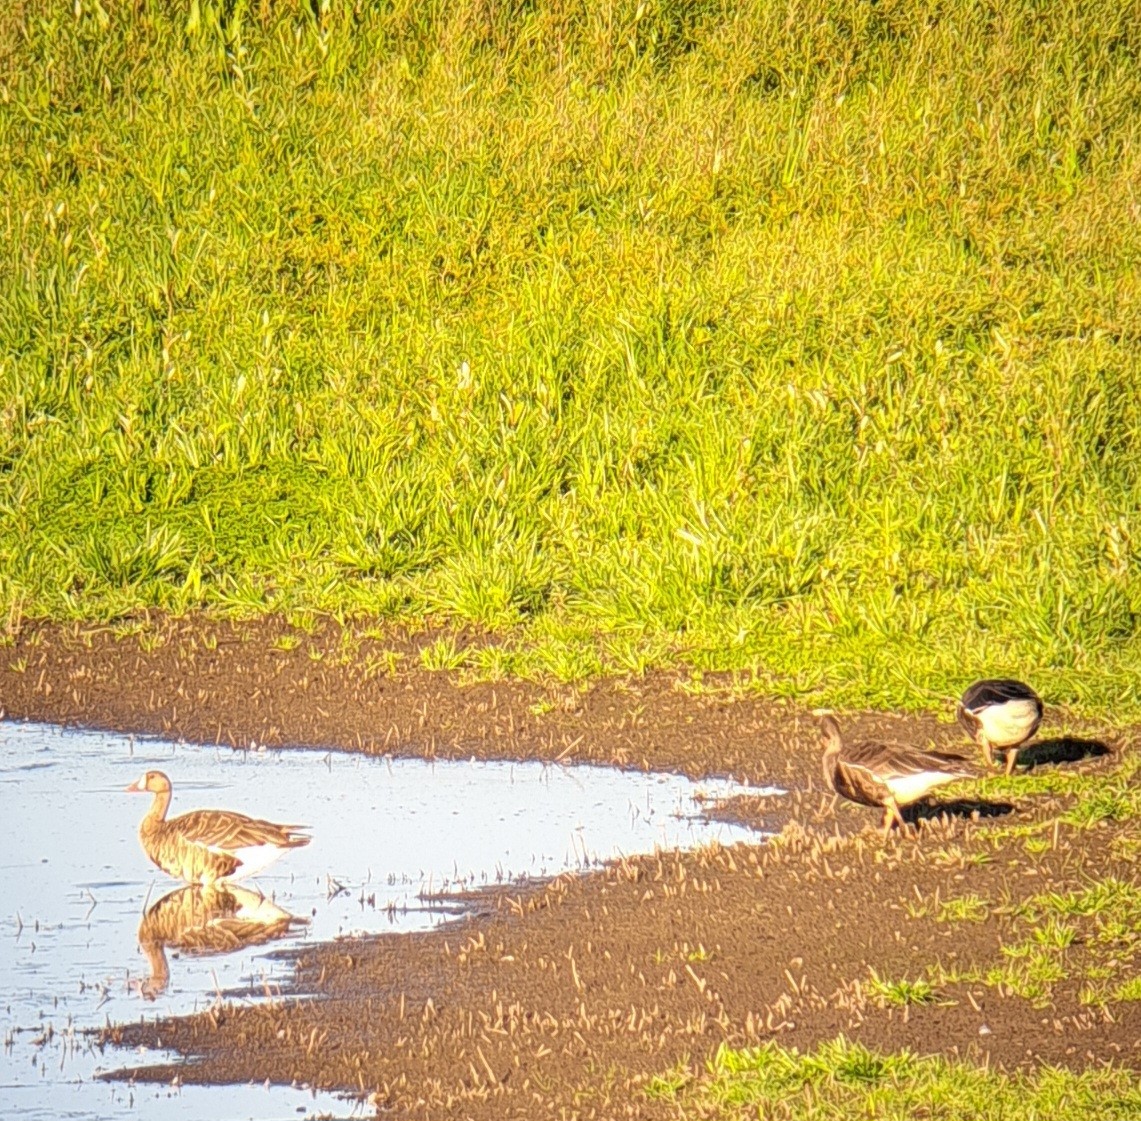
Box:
937 893 989 923
866 971 937 1007
928 879 1141 1009
904 888 991 922
647 1037 1141 1118
910 763 1141 1008
2 0 1140 708
980 752 1141 824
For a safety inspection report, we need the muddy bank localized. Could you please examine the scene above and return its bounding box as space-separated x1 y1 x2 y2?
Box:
2 617 1136 1118
0 616 959 791
104 824 1141 1118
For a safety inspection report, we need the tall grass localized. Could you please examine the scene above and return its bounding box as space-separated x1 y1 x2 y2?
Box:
1 1 1139 709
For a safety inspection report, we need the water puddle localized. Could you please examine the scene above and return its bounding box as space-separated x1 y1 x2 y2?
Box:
0 720 778 1120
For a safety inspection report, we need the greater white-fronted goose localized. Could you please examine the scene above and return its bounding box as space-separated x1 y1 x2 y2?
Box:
126 770 310 884
136 883 300 1000
958 679 1043 775
820 716 977 839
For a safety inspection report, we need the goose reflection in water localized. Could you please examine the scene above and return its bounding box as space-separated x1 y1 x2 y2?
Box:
135 884 305 1000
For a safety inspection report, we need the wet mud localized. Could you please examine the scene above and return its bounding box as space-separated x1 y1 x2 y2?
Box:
1 617 1136 1119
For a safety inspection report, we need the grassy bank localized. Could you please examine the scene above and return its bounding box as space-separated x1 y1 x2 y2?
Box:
2 0 1139 710
647 1036 1141 1119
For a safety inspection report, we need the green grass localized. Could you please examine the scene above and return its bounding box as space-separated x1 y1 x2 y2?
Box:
1112 977 1141 1002
1024 878 1141 925
866 971 938 1007
930 878 1141 1009
647 1037 1141 1118
980 754 1141 833
418 634 467 671
937 893 990 924
2 0 1140 710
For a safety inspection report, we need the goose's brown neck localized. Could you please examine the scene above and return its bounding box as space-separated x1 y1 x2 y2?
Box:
139 939 170 999
140 788 171 833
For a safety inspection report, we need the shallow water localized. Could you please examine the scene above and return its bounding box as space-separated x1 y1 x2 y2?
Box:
0 720 776 1120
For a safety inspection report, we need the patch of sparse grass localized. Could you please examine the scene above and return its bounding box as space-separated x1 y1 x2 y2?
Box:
938 894 990 924
650 1037 1141 1118
602 632 676 678
982 918 1078 1003
981 755 1140 844
1110 834 1141 862
937 878 1141 1009
985 947 1068 1006
1063 784 1141 827
1031 917 1078 951
905 887 990 922
645 1060 692 1101
1 1 1140 710
418 636 468 672
867 972 937 1008
1112 978 1141 1002
932 845 994 870
525 633 603 684
362 649 403 679
1023 879 1141 923
285 612 320 636
462 643 523 683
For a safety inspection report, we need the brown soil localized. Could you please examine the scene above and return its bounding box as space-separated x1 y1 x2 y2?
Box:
1 617 1136 1119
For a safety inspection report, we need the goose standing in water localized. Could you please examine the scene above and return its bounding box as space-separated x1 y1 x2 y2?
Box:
958 679 1043 775
820 716 976 839
126 770 310 884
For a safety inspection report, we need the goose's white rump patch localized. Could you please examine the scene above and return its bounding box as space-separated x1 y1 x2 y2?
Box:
227 889 292 925
211 843 291 880
977 699 1040 746
882 770 964 805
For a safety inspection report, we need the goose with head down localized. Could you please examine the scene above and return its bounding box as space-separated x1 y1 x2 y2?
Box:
820 716 977 839
958 678 1043 775
126 770 310 884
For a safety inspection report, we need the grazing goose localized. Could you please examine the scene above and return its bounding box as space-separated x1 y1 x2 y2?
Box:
126 770 310 884
136 883 300 1000
958 679 1043 775
820 716 976 839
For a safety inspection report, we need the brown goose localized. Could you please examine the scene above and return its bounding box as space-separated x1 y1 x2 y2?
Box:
820 716 977 839
958 678 1043 774
126 771 310 884
136 883 300 1000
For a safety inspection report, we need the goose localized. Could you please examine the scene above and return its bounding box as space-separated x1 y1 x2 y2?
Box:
958 679 1043 775
126 770 310 884
820 715 976 839
136 883 300 1000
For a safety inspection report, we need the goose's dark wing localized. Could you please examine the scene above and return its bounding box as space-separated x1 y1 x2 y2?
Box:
843 740 975 781
960 679 1041 713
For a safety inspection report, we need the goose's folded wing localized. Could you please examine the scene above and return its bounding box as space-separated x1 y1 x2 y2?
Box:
170 810 308 852
843 741 975 781
962 680 1040 711
844 742 975 804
